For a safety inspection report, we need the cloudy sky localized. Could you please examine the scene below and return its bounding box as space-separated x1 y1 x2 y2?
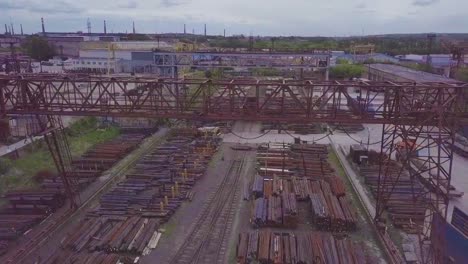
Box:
0 0 466 36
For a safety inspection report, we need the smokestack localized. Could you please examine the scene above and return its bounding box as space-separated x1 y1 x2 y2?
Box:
184 24 186 34
132 21 135 34
41 17 45 34
224 29 226 38
87 18 91 34
10 23 14 35
104 20 107 34
4 24 8 35
204 24 206 36
20 24 23 35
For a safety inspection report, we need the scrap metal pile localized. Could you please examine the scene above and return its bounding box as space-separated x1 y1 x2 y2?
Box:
252 143 357 231
359 163 426 233
237 231 369 264
0 132 148 256
44 128 221 263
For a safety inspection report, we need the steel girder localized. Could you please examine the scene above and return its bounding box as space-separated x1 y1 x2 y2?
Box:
0 76 466 125
153 51 331 69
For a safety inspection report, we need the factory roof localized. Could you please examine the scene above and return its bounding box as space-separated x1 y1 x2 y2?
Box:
81 41 173 51
368 63 457 82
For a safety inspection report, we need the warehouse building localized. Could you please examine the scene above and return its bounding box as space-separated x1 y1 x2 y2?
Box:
71 41 174 74
366 63 457 82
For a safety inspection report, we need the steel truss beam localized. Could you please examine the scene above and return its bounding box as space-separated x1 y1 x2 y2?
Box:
376 84 464 263
153 51 331 69
0 76 466 124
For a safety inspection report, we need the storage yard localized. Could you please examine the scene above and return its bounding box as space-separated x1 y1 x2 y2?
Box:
0 39 467 264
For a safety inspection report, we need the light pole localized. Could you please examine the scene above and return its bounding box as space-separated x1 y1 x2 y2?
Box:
366 127 370 151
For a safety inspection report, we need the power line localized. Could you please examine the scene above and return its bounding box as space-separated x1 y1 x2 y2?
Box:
337 125 382 146
226 127 273 140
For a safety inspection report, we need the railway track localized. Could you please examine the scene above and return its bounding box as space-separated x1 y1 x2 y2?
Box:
1 131 167 264
169 157 245 264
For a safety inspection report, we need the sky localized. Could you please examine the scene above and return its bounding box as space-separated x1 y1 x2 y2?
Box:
0 0 467 36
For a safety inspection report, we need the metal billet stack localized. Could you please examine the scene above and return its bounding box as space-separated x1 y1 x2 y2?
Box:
237 231 369 264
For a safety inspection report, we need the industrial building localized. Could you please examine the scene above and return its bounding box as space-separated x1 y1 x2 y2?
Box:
71 57 118 74
70 41 174 74
366 63 457 82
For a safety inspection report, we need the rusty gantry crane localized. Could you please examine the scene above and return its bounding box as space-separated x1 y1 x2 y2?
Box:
0 74 467 263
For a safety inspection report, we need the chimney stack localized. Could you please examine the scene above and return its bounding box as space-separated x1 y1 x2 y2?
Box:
87 18 91 34
20 24 23 35
10 23 14 35
4 24 8 34
224 29 226 38
204 24 206 36
104 20 107 34
41 17 45 34
132 21 136 34
184 24 186 34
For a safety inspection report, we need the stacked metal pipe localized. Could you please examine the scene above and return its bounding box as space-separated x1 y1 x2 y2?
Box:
237 231 369 264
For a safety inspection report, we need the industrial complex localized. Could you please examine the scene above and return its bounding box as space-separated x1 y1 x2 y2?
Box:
0 15 468 264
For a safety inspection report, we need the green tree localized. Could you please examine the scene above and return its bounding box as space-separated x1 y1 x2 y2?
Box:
0 157 12 175
330 64 364 79
455 68 468 82
22 36 56 61
336 58 350 65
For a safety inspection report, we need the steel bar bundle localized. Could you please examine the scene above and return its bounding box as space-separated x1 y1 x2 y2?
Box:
237 231 370 264
359 164 426 233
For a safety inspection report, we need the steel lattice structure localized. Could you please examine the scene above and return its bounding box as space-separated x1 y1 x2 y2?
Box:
0 76 466 123
153 51 331 69
0 74 467 263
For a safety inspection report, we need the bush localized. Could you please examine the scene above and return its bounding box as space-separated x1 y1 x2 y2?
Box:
330 64 364 79
0 158 12 175
455 68 468 82
22 36 56 61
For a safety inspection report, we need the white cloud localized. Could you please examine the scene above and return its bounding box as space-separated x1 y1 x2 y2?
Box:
0 0 465 36
413 0 439 7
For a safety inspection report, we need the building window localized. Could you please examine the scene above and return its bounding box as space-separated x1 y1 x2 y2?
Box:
98 62 102 65
92 62 96 65
87 62 90 65
104 62 107 65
